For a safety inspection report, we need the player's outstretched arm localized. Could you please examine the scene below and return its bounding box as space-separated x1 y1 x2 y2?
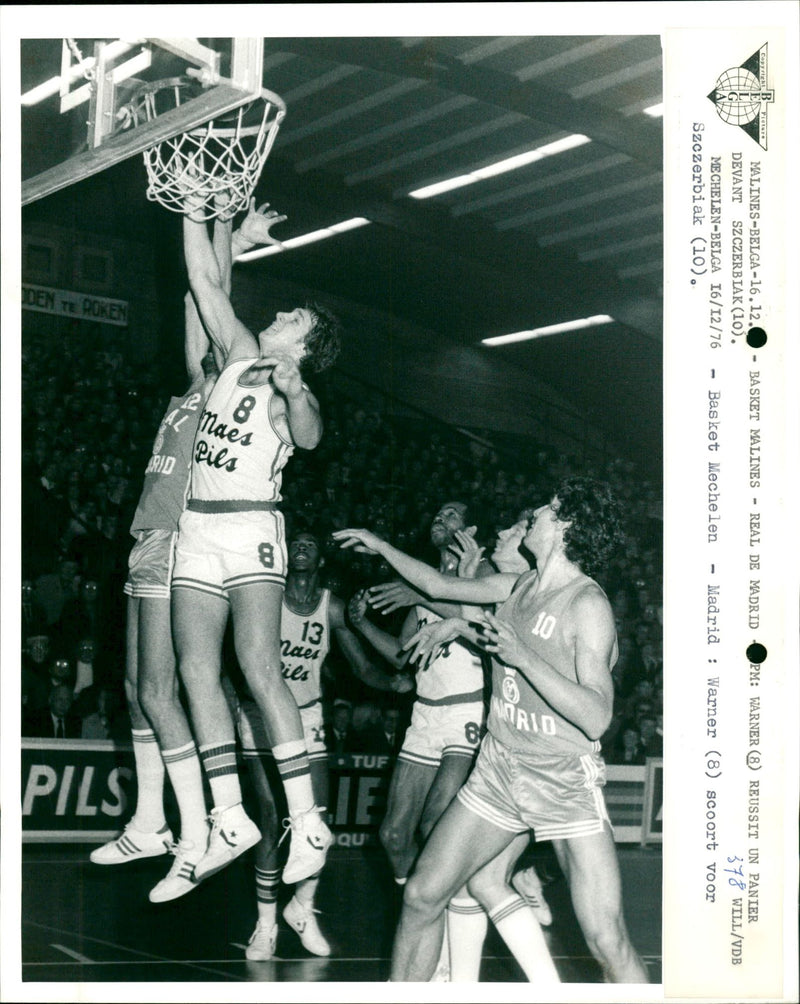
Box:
182 196 255 362
330 595 413 693
333 528 517 606
346 591 413 671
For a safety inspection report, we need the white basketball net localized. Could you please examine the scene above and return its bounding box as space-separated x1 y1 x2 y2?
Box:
123 80 286 221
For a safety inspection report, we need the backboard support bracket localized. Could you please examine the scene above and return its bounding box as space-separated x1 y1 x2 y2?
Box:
22 38 264 206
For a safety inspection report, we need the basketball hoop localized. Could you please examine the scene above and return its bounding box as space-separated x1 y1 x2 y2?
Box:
117 76 286 221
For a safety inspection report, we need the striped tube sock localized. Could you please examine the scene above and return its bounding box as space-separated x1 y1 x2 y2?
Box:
130 729 166 832
272 740 315 818
447 895 488 982
199 741 243 810
162 741 208 847
255 866 280 926
489 893 560 983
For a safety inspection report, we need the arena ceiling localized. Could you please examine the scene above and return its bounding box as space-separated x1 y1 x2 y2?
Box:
20 35 664 476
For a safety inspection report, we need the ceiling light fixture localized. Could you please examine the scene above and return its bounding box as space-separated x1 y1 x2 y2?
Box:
643 102 664 117
408 134 591 200
236 217 371 262
481 314 615 346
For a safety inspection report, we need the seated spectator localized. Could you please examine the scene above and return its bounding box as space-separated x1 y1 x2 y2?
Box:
46 654 76 693
33 552 82 629
380 705 405 756
21 633 53 713
638 713 663 758
614 721 646 765
22 579 48 639
73 637 96 697
326 699 353 754
24 683 82 739
77 683 130 742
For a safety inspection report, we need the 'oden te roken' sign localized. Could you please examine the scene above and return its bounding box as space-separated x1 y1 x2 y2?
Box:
22 283 128 326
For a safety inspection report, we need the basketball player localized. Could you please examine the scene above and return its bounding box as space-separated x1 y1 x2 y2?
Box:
234 531 413 961
393 514 559 983
346 502 489 886
334 477 649 983
90 201 283 903
171 193 342 888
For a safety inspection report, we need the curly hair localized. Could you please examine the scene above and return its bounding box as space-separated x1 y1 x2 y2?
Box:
553 476 625 580
302 301 342 373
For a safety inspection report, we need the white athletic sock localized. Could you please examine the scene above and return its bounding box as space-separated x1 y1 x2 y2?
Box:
447 895 488 982
431 926 450 980
272 740 316 817
130 729 166 832
162 741 209 847
489 893 560 983
295 875 320 908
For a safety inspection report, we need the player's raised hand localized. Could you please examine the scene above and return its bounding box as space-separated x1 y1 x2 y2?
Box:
450 528 485 579
348 589 369 626
332 528 384 555
477 610 530 669
367 580 422 614
402 619 459 669
237 198 287 247
258 353 304 398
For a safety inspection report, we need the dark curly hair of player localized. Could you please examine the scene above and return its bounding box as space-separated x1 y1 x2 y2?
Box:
302 301 342 373
553 476 625 580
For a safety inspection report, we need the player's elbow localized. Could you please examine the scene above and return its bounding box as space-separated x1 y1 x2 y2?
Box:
292 429 323 450
587 706 612 742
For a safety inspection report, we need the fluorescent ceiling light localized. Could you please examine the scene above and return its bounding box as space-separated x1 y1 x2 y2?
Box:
643 102 664 117
22 40 140 107
236 217 371 262
408 134 591 200
482 314 615 346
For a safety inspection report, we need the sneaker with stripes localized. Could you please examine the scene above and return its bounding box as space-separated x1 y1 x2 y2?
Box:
90 822 173 865
193 803 261 883
148 838 205 903
280 806 333 885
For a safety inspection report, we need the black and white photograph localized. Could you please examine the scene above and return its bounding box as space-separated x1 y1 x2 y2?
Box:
2 5 797 1003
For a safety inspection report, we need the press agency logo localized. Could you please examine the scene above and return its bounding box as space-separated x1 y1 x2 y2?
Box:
708 43 774 150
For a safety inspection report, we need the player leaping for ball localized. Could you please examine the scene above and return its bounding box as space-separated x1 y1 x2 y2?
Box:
89 198 292 904
171 188 342 888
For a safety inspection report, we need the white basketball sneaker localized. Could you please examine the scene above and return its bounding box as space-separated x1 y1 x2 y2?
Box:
90 821 173 864
245 920 279 961
193 803 261 883
280 806 333 885
283 895 331 956
148 838 205 903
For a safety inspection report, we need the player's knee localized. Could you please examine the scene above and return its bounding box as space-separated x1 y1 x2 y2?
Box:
403 869 445 918
582 914 629 965
138 672 179 722
465 867 494 903
176 653 218 692
379 818 407 858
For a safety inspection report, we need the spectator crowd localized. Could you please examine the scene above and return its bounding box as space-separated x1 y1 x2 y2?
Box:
20 325 663 765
